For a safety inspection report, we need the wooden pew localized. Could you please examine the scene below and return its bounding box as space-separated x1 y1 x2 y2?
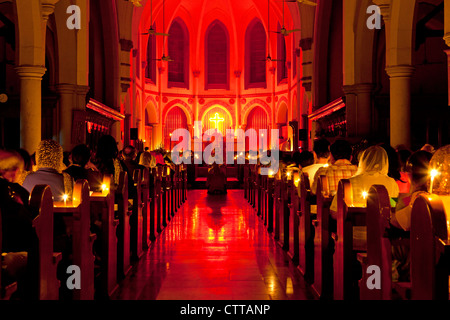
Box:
161 166 170 228
141 168 151 250
266 176 275 233
257 169 262 217
410 194 450 300
333 179 367 300
278 175 290 251
297 172 315 284
53 180 96 300
312 175 334 299
244 164 249 200
149 167 158 242
30 185 63 300
156 166 164 234
0 208 18 300
115 171 132 279
273 178 282 242
288 177 299 265
359 185 410 300
89 175 119 297
130 169 144 260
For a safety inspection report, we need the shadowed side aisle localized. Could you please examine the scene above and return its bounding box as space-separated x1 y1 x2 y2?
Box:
111 190 317 300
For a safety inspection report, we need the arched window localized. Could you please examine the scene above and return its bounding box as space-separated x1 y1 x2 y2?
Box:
168 18 189 89
277 23 287 84
205 20 229 90
145 26 156 83
164 106 188 150
245 18 266 89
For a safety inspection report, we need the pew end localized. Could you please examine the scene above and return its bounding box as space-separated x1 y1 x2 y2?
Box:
0 208 18 300
30 185 62 300
411 194 450 300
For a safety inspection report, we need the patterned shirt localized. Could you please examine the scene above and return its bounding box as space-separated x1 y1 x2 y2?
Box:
311 159 358 195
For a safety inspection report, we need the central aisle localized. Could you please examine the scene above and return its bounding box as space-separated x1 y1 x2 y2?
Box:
112 190 317 300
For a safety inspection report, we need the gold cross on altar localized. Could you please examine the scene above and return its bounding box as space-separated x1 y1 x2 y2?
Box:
210 113 224 130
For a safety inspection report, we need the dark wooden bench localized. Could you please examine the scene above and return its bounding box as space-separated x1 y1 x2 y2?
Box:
0 208 18 300
298 172 314 283
149 167 158 242
115 171 131 280
410 194 450 300
89 174 119 297
333 179 367 300
359 185 410 300
312 175 334 299
288 176 299 265
30 185 63 300
53 180 96 300
141 168 151 250
130 169 144 260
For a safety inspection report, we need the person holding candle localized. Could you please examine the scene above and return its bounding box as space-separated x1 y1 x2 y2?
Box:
391 150 436 232
23 140 73 203
329 145 399 215
21 140 72 265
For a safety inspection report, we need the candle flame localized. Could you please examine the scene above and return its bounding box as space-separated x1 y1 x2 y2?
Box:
430 169 439 179
362 191 368 200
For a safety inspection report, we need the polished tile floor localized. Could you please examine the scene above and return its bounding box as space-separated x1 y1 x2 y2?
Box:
112 190 317 300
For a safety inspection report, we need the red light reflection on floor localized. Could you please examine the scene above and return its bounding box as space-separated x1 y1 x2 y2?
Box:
112 190 317 300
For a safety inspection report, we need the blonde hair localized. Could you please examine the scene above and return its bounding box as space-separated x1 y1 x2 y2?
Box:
36 140 64 172
139 151 156 168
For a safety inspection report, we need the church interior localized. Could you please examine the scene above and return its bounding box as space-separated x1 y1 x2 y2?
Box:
1 0 450 305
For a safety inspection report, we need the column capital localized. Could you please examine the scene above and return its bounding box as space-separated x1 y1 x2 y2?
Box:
41 0 60 21
373 0 391 21
385 65 415 78
15 65 47 79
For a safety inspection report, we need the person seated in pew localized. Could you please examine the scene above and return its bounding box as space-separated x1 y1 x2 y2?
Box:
122 145 146 178
207 163 227 195
298 150 314 169
23 140 73 202
329 145 400 216
301 138 330 186
93 135 129 189
0 149 39 300
390 150 433 232
381 143 410 198
122 145 146 199
139 151 156 169
311 139 357 196
385 150 433 282
64 144 98 182
21 140 72 271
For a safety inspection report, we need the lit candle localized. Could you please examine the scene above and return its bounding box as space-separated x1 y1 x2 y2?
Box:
362 191 368 200
63 194 68 206
269 170 274 178
286 171 292 180
430 169 439 194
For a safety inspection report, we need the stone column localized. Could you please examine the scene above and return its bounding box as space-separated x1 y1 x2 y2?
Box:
56 84 77 151
386 65 415 149
16 66 47 153
343 83 374 138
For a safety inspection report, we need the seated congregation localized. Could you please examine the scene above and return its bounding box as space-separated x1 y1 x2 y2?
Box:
0 136 187 300
245 137 450 300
